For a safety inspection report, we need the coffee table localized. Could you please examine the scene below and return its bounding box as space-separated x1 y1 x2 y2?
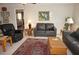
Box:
48 37 67 55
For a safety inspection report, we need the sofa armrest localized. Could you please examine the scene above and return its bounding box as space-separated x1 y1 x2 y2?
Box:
15 30 23 33
54 27 57 35
7 30 23 36
33 28 37 36
63 31 72 36
54 27 57 31
62 31 73 40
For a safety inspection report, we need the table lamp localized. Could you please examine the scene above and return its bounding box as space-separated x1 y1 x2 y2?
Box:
66 17 74 31
28 20 31 29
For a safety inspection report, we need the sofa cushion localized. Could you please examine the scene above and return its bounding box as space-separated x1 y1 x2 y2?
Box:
37 23 45 31
46 23 54 31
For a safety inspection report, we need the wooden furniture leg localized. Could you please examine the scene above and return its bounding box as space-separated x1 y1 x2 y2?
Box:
2 37 7 52
9 36 12 46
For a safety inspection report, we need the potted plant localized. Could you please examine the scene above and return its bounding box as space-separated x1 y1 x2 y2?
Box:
63 17 70 30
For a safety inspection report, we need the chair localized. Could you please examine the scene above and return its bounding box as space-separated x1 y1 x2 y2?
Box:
0 23 23 43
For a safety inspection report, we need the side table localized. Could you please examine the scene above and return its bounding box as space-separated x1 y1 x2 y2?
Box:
7 36 13 47
25 28 33 36
0 36 12 52
0 36 7 52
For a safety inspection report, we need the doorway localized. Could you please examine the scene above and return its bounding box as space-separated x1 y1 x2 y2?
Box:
16 9 24 30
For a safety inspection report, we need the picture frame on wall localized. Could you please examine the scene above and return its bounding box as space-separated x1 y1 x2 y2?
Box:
39 11 49 21
1 7 10 24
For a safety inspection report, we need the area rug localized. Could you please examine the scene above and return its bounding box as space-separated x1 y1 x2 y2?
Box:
13 38 49 55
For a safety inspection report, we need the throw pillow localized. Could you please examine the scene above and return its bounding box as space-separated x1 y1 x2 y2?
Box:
46 24 54 31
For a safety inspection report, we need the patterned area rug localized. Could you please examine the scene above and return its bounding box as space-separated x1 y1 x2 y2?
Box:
13 38 49 55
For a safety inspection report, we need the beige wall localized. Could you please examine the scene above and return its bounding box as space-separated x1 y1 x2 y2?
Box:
73 4 79 30
0 3 76 34
0 4 24 29
24 3 74 34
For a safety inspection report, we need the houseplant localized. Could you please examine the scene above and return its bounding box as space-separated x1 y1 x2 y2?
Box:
63 17 70 30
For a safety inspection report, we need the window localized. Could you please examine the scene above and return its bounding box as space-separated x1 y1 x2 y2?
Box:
17 13 22 20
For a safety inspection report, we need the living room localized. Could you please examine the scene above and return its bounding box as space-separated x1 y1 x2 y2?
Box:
0 3 79 55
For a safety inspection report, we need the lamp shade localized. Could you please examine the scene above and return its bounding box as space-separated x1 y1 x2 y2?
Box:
66 17 74 24
28 20 31 24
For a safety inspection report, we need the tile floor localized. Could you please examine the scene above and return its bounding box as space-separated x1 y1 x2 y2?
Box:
0 33 72 55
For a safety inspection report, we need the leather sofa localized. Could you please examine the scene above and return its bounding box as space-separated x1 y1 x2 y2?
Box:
0 23 23 43
34 23 57 37
63 30 79 55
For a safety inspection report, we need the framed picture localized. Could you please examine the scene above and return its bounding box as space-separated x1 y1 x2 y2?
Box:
39 11 49 21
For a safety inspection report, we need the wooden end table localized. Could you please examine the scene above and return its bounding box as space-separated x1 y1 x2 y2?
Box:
25 28 33 36
48 37 67 55
0 36 12 52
